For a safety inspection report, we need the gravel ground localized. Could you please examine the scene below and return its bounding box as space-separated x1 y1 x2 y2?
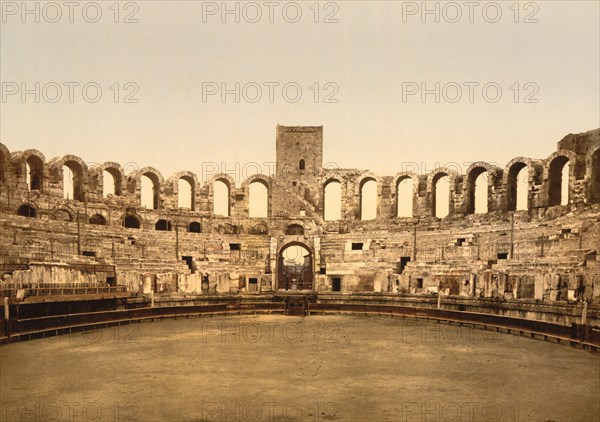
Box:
1 315 598 422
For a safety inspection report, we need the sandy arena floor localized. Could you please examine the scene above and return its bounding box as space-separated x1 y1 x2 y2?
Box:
1 315 598 421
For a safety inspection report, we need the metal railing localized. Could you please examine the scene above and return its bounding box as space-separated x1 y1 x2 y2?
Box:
0 285 128 298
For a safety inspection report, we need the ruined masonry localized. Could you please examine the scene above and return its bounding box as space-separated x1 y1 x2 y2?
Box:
1 125 599 305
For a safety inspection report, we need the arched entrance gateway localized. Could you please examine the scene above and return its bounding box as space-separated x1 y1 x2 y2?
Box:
277 243 314 291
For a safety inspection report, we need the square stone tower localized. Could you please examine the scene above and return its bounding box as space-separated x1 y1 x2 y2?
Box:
271 125 324 219
276 125 323 177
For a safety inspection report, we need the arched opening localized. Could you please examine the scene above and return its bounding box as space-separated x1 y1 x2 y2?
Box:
103 171 116 197
155 219 172 231
396 177 413 218
17 204 36 218
324 180 342 221
561 163 570 205
248 181 268 218
188 222 202 233
475 172 488 214
62 162 84 201
465 168 488 214
548 156 569 206
102 168 121 197
360 179 377 220
178 178 194 210
213 179 230 216
141 173 160 209
278 243 313 291
433 174 450 218
26 156 43 191
63 166 73 199
51 208 72 222
89 214 107 225
591 150 600 203
516 167 529 210
286 224 304 235
507 163 529 211
123 215 141 229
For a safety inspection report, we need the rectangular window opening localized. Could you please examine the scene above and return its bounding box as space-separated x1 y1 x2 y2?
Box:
351 242 364 251
332 277 341 292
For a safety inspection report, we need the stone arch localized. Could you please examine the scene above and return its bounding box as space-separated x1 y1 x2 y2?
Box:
49 155 88 202
427 168 459 218
545 151 578 206
170 170 199 211
188 221 202 233
130 167 164 209
323 176 343 221
242 174 271 218
392 171 418 218
286 223 305 236
249 223 268 235
17 203 36 218
208 173 235 217
277 240 314 291
503 157 542 211
122 213 142 229
13 149 46 191
586 146 600 203
355 173 381 221
89 213 107 225
0 143 9 184
155 219 172 231
464 162 501 214
50 205 75 222
94 162 125 197
241 174 271 190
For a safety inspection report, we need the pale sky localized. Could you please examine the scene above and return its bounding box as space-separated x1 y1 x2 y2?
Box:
1 1 599 185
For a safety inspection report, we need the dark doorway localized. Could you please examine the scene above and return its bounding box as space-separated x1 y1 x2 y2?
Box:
332 277 341 292
155 219 172 231
124 215 140 229
89 214 106 225
17 204 36 218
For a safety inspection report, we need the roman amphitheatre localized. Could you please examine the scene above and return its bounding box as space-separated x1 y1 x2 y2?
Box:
0 125 599 421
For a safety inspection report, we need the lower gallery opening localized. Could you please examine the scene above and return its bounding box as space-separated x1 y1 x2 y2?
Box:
1 315 597 422
277 244 313 291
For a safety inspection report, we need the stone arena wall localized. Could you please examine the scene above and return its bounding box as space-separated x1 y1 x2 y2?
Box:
0 126 599 310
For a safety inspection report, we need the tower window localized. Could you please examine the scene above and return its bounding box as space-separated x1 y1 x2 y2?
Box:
299 159 305 170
